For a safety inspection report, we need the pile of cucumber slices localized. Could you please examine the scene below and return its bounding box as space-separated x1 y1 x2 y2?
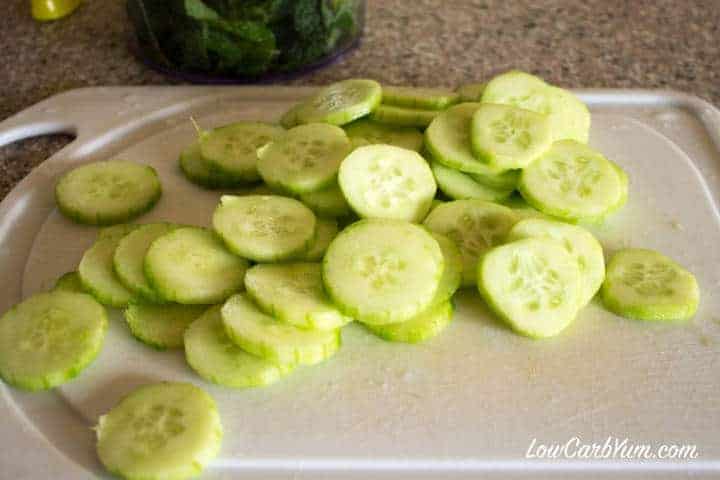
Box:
0 71 701 480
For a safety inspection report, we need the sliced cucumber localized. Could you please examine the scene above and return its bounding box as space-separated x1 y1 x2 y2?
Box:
366 300 453 343
185 306 294 388
456 82 486 102
501 193 552 221
322 219 444 325
98 223 139 242
468 168 520 191
478 238 582 338
53 271 85 293
338 145 436 222
519 140 627 222
431 161 514 202
300 181 352 218
303 218 339 261
56 160 161 226
280 102 304 129
430 232 463 303
257 123 351 194
145 227 248 305
601 249 699 321
423 200 518 286
96 382 222 480
179 142 241 190
79 235 139 308
124 303 207 350
221 293 340 366
381 86 460 110
344 118 424 151
297 79 382 126
0 291 107 391
369 104 438 128
213 195 316 262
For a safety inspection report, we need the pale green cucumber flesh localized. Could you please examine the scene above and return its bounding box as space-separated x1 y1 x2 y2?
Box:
79 236 139 308
381 86 460 110
303 218 339 261
124 303 207 350
429 231 463 303
297 79 382 125
366 300 453 343
53 271 86 294
300 181 352 218
179 142 243 190
431 161 513 202
344 118 424 151
369 104 438 128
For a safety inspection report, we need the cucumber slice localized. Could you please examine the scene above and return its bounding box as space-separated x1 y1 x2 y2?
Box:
468 169 520 191
431 161 514 202
213 195 316 262
221 293 341 366
145 227 248 305
96 382 222 480
456 82 486 102
53 271 86 293
280 102 304 129
98 223 138 242
299 181 352 218
185 306 294 388
338 145 436 222
470 103 552 169
179 142 242 190
381 86 460 110
55 160 161 226
369 104 438 128
114 223 179 302
423 200 518 286
344 119 424 151
303 218 339 261
199 122 283 182
519 140 627 222
257 123 351 194
322 219 444 325
124 303 207 350
507 218 605 307
297 79 382 126
501 193 552 221
79 236 139 308
245 263 352 331
478 238 582 338
601 249 699 321
366 300 453 343
0 291 107 391
430 232 463 303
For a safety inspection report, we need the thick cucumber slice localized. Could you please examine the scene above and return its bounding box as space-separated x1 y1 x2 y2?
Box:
369 104 438 128
280 102 304 128
456 82 486 102
470 103 552 169
79 236 139 308
338 145 436 222
0 291 107 391
297 79 382 126
366 300 453 343
344 119 424 151
245 263 352 331
304 218 339 261
124 303 207 350
381 86 460 110
519 140 627 222
213 195 316 262
179 142 241 190
322 219 444 325
257 123 351 194
478 238 582 338
53 271 86 293
185 306 294 388
199 122 283 182
601 249 699 321
145 227 248 305
507 218 605 307
221 293 340 366
96 382 222 480
300 181 352 218
114 223 179 302
423 200 518 286
430 232 463 303
55 160 161 226
431 161 514 202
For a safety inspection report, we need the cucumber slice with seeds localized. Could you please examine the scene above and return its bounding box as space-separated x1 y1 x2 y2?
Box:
344 118 424 151
179 142 242 190
80 235 140 308
53 271 85 293
381 86 460 110
0 291 107 391
303 218 339 261
213 195 316 262
299 181 352 218
431 161 514 202
96 382 222 480
124 303 207 350
338 145 436 222
366 300 453 343
456 82 486 102
56 160 161 226
369 104 439 128
601 249 699 321
297 79 382 126
430 232 463 303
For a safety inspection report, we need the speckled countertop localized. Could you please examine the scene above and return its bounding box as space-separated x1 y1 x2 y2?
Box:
1 0 719 200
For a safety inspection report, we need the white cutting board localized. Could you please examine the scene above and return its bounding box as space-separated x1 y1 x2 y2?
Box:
0 87 719 480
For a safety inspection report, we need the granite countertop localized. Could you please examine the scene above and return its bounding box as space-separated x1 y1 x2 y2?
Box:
1 0 719 200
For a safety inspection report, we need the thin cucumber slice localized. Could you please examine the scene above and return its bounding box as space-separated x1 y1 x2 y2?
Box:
507 218 605 307
366 300 453 343
456 82 486 102
338 145 436 222
381 86 460 110
56 160 161 226
299 181 352 218
213 195 317 262
200 122 283 182
79 236 139 308
470 103 552 169
601 249 699 321
344 118 424 151
322 219 444 325
185 306 294 388
369 104 438 128
478 238 582 338
303 218 339 261
430 232 463 303
179 142 242 190
53 271 85 293
114 223 179 302
221 293 341 366
98 223 138 242
280 102 304 129
257 123 351 194
431 161 513 202
96 382 222 480
145 227 248 305
519 140 627 222
124 303 207 350
423 200 518 286
297 79 382 126
245 263 352 331
0 291 107 391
